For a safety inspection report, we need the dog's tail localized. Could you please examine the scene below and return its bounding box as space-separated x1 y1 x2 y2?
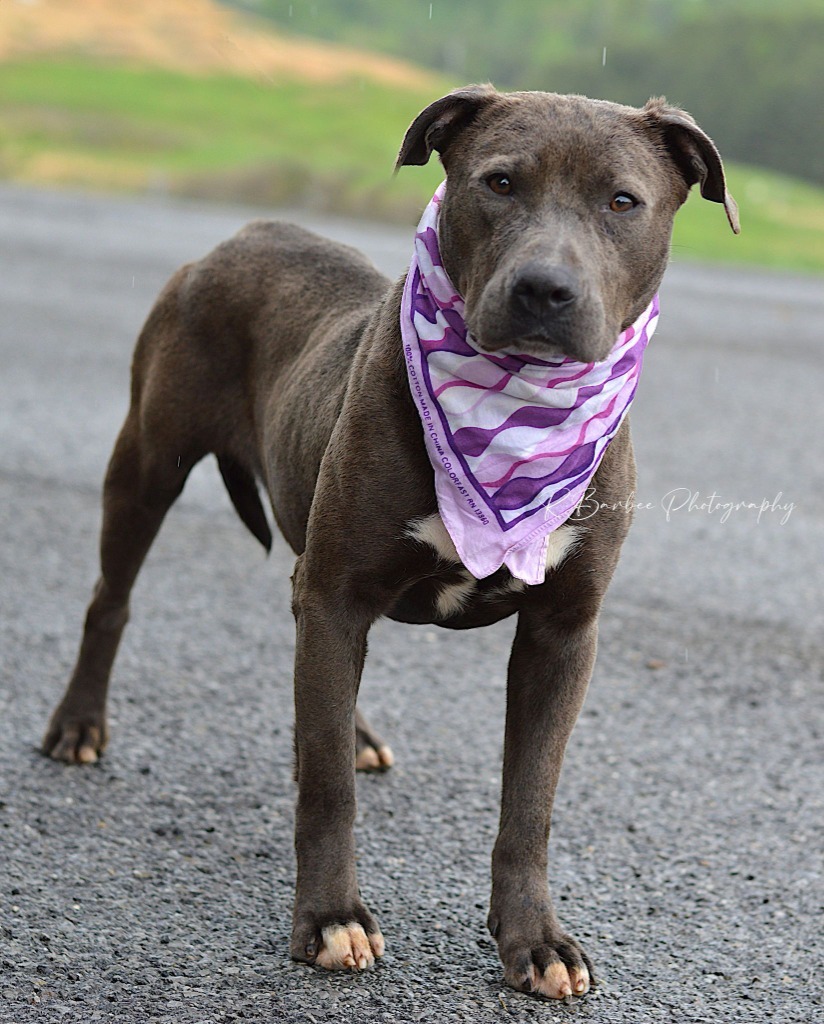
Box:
217 456 273 553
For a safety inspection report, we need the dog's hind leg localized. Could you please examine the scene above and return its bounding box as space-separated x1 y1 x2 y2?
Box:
42 404 201 764
43 275 210 764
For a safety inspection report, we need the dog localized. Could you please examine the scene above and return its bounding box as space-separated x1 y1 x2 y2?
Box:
43 85 738 999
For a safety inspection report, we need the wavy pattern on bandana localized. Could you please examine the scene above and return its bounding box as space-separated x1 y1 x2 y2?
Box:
402 181 659 584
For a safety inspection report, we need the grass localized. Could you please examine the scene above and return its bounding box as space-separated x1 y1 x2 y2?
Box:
1 58 822 273
0 59 446 219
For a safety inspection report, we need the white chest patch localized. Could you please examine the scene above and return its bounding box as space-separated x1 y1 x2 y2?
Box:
406 513 461 564
405 514 584 619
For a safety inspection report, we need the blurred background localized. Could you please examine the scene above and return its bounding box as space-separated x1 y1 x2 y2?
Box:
0 0 822 271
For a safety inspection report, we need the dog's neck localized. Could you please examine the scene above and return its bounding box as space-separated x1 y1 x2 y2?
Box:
401 182 659 585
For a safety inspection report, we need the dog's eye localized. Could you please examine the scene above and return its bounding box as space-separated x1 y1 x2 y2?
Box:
487 174 513 196
609 192 637 213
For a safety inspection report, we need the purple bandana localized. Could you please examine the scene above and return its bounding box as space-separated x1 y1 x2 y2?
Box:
402 182 659 585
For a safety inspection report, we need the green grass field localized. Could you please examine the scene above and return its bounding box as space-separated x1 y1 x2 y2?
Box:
1 59 822 272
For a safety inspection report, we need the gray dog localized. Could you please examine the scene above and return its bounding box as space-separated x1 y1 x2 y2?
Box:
43 85 738 999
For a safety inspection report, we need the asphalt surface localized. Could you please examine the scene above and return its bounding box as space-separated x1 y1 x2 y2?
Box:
1 183 821 1024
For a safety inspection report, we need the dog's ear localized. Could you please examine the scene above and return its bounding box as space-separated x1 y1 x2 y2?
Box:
395 84 499 172
644 99 740 234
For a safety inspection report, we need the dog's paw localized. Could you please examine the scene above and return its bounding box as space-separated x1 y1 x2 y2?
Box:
496 929 593 999
293 920 385 971
315 923 384 970
355 742 394 772
355 711 394 772
42 713 107 765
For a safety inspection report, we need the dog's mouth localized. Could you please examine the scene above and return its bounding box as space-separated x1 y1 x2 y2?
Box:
473 325 578 361
500 333 570 361
474 326 602 364
476 338 565 363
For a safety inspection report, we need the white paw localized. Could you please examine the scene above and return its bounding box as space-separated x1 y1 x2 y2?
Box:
314 923 385 971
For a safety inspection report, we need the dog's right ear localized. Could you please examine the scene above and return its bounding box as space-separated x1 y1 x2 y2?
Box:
395 85 499 172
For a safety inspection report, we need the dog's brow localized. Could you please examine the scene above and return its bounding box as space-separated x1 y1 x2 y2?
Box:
475 154 540 179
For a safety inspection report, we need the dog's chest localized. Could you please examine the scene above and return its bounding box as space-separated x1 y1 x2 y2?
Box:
391 514 583 626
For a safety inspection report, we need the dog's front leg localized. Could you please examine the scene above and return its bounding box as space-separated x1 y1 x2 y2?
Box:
489 608 597 999
289 554 384 972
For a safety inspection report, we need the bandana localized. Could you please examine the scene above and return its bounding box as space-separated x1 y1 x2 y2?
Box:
401 181 659 585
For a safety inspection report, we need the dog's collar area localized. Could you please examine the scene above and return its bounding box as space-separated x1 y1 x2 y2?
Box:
401 181 659 585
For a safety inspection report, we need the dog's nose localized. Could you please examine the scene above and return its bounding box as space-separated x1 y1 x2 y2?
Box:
512 263 579 319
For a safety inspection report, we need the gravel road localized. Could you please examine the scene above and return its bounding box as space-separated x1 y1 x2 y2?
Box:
1 184 821 1024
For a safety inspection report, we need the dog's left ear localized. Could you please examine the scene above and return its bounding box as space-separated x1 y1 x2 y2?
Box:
395 84 500 172
644 99 740 234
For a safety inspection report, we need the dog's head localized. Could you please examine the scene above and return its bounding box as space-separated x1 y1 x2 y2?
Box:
397 85 738 361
